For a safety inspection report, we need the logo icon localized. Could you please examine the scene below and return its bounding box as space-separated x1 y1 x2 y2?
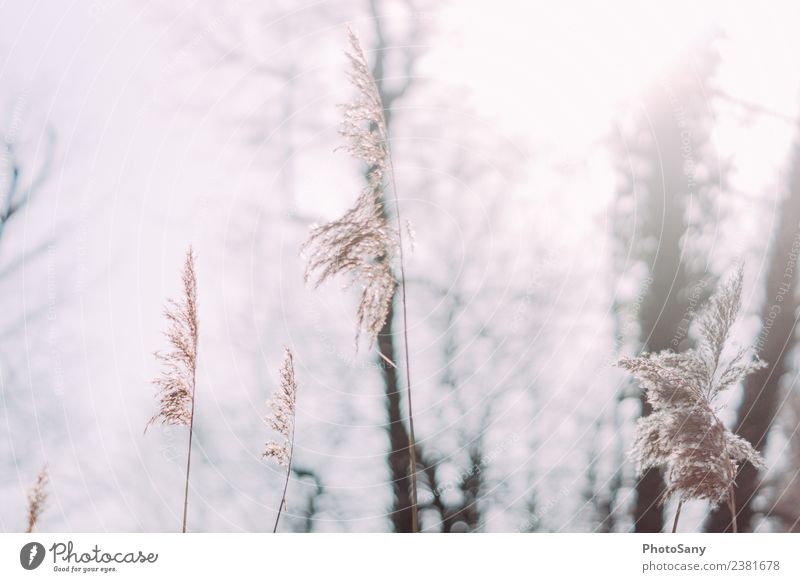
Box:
20 542 46 570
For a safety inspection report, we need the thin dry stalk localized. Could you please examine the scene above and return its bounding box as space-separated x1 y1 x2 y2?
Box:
263 348 298 533
727 485 738 533
617 266 766 529
302 28 419 531
25 466 48 533
671 500 683 533
146 247 199 533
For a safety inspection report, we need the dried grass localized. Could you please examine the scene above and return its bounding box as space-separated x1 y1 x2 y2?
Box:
300 27 420 532
25 466 48 533
146 248 199 431
264 348 298 532
146 247 199 533
617 266 766 531
302 28 398 347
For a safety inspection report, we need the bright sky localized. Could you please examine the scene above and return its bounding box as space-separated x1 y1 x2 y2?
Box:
437 0 800 144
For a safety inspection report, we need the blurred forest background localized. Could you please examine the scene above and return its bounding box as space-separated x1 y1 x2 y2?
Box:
2 0 800 533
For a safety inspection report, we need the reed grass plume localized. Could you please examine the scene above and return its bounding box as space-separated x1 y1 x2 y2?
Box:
264 348 298 467
264 348 298 532
146 247 199 431
302 26 420 533
301 27 398 346
616 266 766 508
145 247 199 533
25 466 48 533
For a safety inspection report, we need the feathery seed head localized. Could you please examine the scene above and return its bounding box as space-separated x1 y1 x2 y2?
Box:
616 266 766 505
26 466 48 533
302 28 398 347
146 247 199 432
263 348 298 467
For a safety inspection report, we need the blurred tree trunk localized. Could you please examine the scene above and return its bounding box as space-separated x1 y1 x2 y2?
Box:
0 128 54 247
615 86 693 533
376 302 415 532
707 136 800 532
613 35 721 532
419 439 486 532
584 413 624 532
290 467 325 532
366 0 423 532
0 125 55 341
766 389 800 531
635 170 691 532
